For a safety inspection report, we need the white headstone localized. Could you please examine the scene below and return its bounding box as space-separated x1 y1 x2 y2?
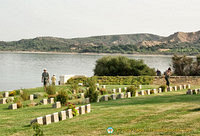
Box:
187 84 191 89
29 95 34 101
80 93 85 99
48 98 54 104
51 112 59 123
9 103 17 110
79 106 85 115
153 89 157 94
118 88 121 93
158 88 162 93
139 85 142 89
174 86 177 91
183 85 187 89
141 90 145 95
42 99 48 105
127 92 131 98
0 98 7 104
124 87 127 91
135 91 138 97
117 93 124 99
112 89 116 93
85 104 91 113
146 89 150 95
52 102 61 108
85 98 90 104
102 85 106 89
111 94 116 100
43 114 51 125
103 95 108 101
59 111 67 120
31 117 43 125
178 85 183 90
4 92 9 98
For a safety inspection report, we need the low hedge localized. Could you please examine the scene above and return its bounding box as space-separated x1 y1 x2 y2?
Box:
67 76 154 85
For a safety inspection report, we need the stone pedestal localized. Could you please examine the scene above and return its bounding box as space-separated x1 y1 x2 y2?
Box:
174 86 177 91
80 93 85 99
168 87 172 92
43 114 51 125
183 85 187 89
4 92 9 98
158 88 162 93
103 95 108 101
146 89 150 95
41 99 48 105
124 87 127 91
8 103 17 110
51 112 59 123
153 89 157 94
111 94 116 100
52 102 61 108
135 91 138 97
29 95 34 101
187 84 191 89
141 90 145 95
79 106 85 115
0 98 7 104
85 98 90 104
139 85 142 89
59 111 67 120
85 104 91 113
31 117 43 125
178 85 183 90
118 88 121 93
127 92 131 98
112 89 116 93
117 93 124 99
48 98 54 104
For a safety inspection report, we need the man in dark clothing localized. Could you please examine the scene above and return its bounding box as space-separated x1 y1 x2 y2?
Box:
42 68 49 91
156 69 161 76
164 68 171 87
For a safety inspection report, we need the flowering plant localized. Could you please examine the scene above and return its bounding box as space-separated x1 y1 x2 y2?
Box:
66 102 79 116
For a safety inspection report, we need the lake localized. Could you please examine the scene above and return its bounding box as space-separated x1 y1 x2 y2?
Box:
0 52 172 91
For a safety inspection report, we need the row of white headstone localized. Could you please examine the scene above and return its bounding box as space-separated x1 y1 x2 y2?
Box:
137 84 191 96
30 104 91 125
186 88 200 95
0 94 34 105
98 92 131 102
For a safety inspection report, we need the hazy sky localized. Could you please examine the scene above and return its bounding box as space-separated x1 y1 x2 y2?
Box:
1 0 200 41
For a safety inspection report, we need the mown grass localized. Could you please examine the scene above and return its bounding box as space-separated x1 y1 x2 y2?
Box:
0 85 200 136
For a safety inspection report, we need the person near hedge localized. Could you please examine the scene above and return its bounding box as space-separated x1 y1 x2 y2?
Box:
164 67 171 87
42 68 49 91
51 74 56 85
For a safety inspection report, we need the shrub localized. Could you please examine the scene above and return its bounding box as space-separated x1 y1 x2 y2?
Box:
34 93 44 99
31 122 44 136
159 85 167 92
0 94 3 98
15 90 20 95
66 102 78 116
6 98 13 103
46 85 56 95
48 94 57 99
55 89 68 105
126 86 137 96
9 90 16 96
85 77 99 102
94 56 156 76
99 88 107 95
20 90 30 101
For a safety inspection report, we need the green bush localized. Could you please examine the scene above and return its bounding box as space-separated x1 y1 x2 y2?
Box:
46 85 56 95
84 78 99 102
66 102 78 116
126 86 137 96
94 56 156 76
31 122 44 136
55 89 68 105
20 90 30 101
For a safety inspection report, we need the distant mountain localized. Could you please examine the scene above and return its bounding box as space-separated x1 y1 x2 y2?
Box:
1 31 200 55
140 31 200 46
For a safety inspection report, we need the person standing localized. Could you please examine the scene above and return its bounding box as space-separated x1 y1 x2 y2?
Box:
51 74 56 85
42 68 49 91
164 68 171 87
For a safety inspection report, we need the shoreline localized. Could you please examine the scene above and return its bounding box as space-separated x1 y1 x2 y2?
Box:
0 50 175 57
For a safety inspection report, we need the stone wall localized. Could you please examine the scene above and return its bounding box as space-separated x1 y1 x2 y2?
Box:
152 76 200 85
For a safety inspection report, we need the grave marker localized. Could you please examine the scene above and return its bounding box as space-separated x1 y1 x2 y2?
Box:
43 114 51 125
51 112 59 123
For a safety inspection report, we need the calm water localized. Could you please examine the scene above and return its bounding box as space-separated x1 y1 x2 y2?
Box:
0 52 172 91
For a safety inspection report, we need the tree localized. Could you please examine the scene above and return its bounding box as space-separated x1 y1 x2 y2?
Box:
94 56 155 76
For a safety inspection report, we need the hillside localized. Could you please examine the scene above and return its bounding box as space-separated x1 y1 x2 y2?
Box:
1 31 200 55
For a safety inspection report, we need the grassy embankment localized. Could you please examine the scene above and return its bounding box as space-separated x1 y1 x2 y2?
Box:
0 85 200 136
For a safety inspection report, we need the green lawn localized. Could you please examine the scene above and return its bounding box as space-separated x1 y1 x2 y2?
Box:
0 85 200 136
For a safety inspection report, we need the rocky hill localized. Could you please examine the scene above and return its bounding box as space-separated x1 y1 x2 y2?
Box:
0 30 200 55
